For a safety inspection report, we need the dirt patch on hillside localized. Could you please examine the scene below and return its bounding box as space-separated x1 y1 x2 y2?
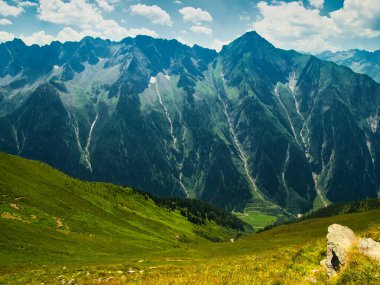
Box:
1 212 30 223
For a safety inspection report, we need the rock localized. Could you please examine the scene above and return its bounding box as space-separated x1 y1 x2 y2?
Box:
60 279 67 285
68 279 76 285
326 224 356 276
358 238 380 262
320 259 326 267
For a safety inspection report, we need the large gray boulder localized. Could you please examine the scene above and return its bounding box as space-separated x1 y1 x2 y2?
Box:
358 238 380 262
326 224 356 276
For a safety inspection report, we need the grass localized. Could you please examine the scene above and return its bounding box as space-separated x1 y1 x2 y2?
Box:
1 153 380 284
233 210 277 229
0 153 239 268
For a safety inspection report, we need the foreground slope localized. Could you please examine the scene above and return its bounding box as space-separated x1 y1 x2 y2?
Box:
0 154 380 284
0 153 241 267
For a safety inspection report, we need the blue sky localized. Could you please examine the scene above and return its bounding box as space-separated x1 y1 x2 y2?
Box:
0 0 379 53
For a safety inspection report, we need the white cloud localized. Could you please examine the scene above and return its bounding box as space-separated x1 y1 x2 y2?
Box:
0 0 23 17
126 27 158 38
251 1 335 52
96 0 118 12
176 36 229 51
174 0 182 4
0 31 14 43
16 26 159 46
250 0 380 53
176 36 193 47
55 26 158 43
130 4 172 26
178 7 212 24
38 0 103 29
309 0 324 9
0 19 12 25
37 0 153 42
14 1 37 8
190 25 212 35
331 0 380 38
210 39 230 51
56 27 92 42
21 30 55 45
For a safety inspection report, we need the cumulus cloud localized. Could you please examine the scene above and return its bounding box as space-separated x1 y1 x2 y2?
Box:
210 39 230 51
309 0 324 9
331 0 380 38
0 31 14 43
250 0 380 53
190 25 212 35
178 7 212 24
96 0 118 12
38 0 103 29
0 19 12 25
176 36 193 47
130 4 172 26
0 0 23 17
16 26 159 46
24 0 161 45
54 26 158 42
13 1 37 8
21 30 54 45
36 0 157 42
126 27 158 38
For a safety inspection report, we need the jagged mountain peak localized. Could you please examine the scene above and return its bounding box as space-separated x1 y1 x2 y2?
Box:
221 31 275 54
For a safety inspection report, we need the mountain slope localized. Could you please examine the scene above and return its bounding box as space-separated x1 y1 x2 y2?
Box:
317 49 380 82
218 32 379 211
0 32 379 215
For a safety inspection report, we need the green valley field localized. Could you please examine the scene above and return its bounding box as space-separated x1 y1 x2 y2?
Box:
0 153 379 284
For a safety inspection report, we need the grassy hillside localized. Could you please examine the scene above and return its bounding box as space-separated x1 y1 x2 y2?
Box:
0 153 241 267
1 153 379 284
304 198 380 220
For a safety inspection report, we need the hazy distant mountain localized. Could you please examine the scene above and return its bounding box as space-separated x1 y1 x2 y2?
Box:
317 49 380 82
0 32 379 214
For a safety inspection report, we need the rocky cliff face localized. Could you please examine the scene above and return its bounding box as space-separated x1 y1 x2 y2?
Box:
0 32 379 214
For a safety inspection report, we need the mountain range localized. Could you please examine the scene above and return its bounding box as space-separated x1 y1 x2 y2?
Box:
0 32 379 215
317 49 380 83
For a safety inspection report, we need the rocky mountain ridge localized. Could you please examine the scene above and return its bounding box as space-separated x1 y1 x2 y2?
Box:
317 49 380 82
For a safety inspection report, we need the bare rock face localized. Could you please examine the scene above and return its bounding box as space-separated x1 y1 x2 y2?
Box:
326 224 356 276
358 238 380 262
